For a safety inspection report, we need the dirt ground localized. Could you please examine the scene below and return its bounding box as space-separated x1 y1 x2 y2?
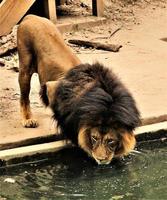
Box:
0 0 167 147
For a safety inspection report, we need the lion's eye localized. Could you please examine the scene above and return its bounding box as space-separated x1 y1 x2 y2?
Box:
107 139 115 149
91 135 98 144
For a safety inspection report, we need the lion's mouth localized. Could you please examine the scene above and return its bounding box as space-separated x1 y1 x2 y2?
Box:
94 158 111 165
92 153 113 165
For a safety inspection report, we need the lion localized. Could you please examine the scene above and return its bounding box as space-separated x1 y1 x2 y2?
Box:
17 15 140 165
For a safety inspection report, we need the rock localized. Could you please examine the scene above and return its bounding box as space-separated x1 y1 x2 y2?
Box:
4 177 16 183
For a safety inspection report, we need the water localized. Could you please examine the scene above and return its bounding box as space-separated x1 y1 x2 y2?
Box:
0 145 166 200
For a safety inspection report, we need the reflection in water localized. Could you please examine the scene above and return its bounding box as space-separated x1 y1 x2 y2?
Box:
0 146 166 200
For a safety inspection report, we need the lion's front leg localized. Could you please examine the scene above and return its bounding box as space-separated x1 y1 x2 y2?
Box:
18 61 38 128
20 101 38 128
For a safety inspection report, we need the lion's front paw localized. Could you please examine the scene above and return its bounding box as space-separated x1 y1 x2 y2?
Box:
22 119 39 128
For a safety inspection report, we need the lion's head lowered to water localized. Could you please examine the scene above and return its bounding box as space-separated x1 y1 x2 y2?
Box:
41 62 140 165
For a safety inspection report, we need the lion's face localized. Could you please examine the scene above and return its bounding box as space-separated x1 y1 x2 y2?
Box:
78 127 136 165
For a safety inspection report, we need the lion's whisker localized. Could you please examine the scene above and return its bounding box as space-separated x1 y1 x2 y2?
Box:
130 149 142 154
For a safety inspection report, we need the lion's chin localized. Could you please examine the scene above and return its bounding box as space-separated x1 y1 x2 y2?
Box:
94 159 111 165
81 149 111 165
92 153 113 165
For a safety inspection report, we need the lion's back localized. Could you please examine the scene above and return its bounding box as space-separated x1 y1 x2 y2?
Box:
17 15 62 52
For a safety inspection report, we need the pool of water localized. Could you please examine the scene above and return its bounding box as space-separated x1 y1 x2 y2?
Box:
0 144 166 200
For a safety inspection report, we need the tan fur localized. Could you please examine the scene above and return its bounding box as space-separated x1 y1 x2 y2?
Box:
78 127 92 155
78 127 135 165
46 81 59 105
17 15 137 165
74 82 95 100
21 103 38 128
115 132 136 157
17 15 81 127
21 103 31 120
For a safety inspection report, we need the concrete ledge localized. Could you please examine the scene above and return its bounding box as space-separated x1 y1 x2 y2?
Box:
0 122 166 164
0 134 63 151
57 17 107 33
135 121 167 135
0 140 71 162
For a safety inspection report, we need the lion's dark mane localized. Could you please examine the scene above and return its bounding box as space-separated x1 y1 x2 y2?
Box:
49 62 140 144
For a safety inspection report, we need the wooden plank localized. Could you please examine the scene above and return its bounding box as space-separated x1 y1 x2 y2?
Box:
44 0 57 24
0 0 36 36
92 0 104 17
0 140 71 161
68 39 122 52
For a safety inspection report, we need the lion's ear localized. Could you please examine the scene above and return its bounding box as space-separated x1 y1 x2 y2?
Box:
115 132 136 157
40 81 58 106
